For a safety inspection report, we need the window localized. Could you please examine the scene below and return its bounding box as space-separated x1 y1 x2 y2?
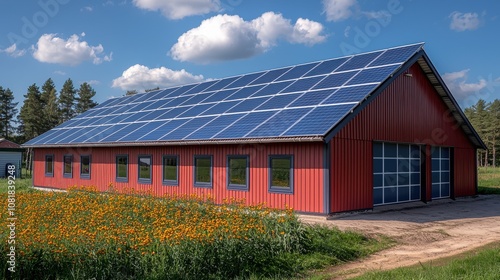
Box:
45 155 54 176
163 155 178 185
138 155 152 184
194 156 212 188
431 147 451 199
63 155 73 178
268 155 293 194
116 155 128 182
80 155 91 179
227 156 249 191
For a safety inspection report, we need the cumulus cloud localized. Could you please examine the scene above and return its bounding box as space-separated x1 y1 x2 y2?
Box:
32 33 112 66
323 0 357 22
170 12 326 63
133 0 220 19
449 12 480 31
112 64 205 91
1 44 26 57
443 69 487 100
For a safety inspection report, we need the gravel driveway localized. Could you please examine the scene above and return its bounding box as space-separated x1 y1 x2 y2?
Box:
299 195 500 279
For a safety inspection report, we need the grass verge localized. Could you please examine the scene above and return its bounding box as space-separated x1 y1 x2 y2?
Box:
354 242 500 280
478 167 500 194
0 177 33 194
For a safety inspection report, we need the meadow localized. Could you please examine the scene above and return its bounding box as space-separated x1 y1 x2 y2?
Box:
477 167 500 194
0 186 384 279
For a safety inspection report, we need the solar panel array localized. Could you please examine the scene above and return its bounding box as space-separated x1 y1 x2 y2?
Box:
25 43 424 146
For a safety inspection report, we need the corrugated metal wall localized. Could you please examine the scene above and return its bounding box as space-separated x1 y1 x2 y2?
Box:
330 63 477 213
33 142 324 213
0 151 22 177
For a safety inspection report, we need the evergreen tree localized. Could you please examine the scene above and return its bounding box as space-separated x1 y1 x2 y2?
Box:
75 82 98 114
0 87 18 139
489 100 500 167
18 84 44 141
59 78 76 122
40 78 60 131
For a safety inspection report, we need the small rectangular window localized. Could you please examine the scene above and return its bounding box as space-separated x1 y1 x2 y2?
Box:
194 156 212 188
116 155 128 182
163 155 178 185
227 156 249 191
138 155 152 184
63 155 73 178
269 155 293 194
80 155 91 179
45 155 54 176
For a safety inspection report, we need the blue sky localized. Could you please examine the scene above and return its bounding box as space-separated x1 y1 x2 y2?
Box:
1 0 499 110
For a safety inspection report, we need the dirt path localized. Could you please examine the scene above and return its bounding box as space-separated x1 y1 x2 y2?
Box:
299 195 500 279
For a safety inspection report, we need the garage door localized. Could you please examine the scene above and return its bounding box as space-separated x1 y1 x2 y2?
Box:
432 147 451 199
373 142 421 205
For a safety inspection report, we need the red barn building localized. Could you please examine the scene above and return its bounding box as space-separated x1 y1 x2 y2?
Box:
23 43 485 214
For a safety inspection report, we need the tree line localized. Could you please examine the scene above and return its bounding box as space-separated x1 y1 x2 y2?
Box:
464 99 500 167
0 78 98 144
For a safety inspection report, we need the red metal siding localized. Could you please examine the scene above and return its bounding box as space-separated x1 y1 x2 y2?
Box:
330 63 477 213
33 142 324 213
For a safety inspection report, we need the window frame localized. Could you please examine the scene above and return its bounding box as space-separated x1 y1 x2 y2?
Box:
268 155 294 194
227 155 249 191
138 155 152 184
45 154 54 177
193 155 213 188
63 154 73 178
162 155 179 186
116 154 129 182
80 155 91 179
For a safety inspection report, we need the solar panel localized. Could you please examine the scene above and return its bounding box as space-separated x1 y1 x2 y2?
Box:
24 43 424 146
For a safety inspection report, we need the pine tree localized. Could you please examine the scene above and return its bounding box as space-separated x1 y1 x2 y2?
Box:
18 84 44 141
489 100 500 167
0 87 18 139
40 78 59 131
75 82 98 114
59 78 76 122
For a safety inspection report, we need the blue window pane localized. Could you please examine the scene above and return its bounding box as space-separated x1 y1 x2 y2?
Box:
385 143 397 157
374 174 383 187
136 109 171 121
432 159 440 171
247 108 311 137
181 92 214 105
398 144 409 157
201 100 240 115
255 93 302 110
432 184 440 198
432 172 440 183
373 142 383 157
398 186 410 201
384 187 397 203
398 174 409 186
410 145 421 159
441 159 450 171
225 72 265 89
304 57 349 77
226 97 270 113
373 188 383 205
337 51 383 72
441 172 450 183
250 67 292 85
384 159 397 172
368 44 422 67
288 89 336 107
214 111 276 139
398 159 410 172
411 173 420 184
203 77 240 92
202 89 238 103
313 71 358 89
283 76 324 93
321 84 376 104
347 64 399 85
138 119 189 141
183 80 218 95
410 160 420 172
283 104 353 136
411 185 421 200
117 122 163 142
100 123 146 142
177 104 214 118
186 114 245 140
226 85 265 100
84 124 128 143
441 184 450 197
161 116 216 141
441 147 450 158
373 159 383 173
251 81 294 97
276 62 320 81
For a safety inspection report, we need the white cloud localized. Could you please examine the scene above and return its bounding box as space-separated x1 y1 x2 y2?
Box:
32 33 112 66
112 64 205 91
323 0 357 22
132 0 220 19
85 80 100 86
81 6 93 12
449 12 480 31
54 70 66 75
1 44 26 57
443 69 487 100
362 10 391 20
170 12 326 63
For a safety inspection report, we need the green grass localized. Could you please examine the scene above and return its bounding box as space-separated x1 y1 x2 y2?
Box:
478 167 500 194
0 177 33 194
354 242 500 280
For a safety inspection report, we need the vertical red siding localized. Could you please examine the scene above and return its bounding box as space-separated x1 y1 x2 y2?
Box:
330 63 477 213
33 142 324 213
